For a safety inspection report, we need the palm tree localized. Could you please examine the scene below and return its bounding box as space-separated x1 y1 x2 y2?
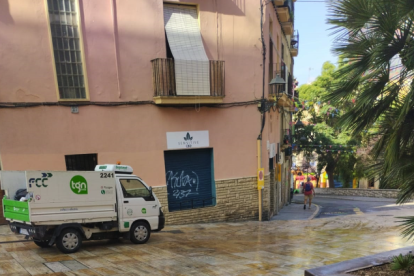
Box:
327 0 414 237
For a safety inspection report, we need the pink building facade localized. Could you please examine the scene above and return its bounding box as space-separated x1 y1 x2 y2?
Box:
0 0 298 223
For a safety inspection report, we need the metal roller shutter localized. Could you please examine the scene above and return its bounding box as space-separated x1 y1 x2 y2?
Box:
164 148 215 211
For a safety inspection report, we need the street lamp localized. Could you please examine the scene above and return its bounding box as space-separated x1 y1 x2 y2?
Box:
294 120 306 142
258 75 286 113
269 75 286 101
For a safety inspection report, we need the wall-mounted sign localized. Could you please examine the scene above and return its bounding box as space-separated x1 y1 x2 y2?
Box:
257 168 264 190
167 131 209 149
270 143 276 158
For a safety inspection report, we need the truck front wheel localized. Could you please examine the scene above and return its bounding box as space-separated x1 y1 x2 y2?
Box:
130 221 150 244
56 228 82 254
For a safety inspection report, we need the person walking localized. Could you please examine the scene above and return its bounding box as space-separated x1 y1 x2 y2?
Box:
303 176 315 209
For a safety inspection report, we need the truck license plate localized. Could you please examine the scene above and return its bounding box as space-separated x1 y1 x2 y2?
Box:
19 228 29 235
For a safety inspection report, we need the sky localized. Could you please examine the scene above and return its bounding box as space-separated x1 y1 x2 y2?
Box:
294 1 337 86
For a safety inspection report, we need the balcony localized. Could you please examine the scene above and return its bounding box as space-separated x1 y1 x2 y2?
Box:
290 31 299 57
269 88 293 108
283 129 292 145
276 0 294 23
283 128 293 156
276 7 290 22
281 22 293 35
273 0 285 5
151 58 225 104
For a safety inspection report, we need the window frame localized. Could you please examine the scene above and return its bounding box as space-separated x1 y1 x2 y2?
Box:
119 178 153 200
44 0 90 101
65 153 97 171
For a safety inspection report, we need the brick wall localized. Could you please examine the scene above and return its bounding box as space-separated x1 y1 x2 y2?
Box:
315 188 399 199
153 175 270 225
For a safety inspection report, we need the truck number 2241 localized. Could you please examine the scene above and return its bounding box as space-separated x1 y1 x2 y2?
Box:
100 173 114 178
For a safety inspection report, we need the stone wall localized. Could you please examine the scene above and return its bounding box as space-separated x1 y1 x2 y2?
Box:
269 169 276 218
153 175 270 225
315 188 399 198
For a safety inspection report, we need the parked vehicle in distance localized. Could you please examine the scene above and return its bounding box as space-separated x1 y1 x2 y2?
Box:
1 164 164 253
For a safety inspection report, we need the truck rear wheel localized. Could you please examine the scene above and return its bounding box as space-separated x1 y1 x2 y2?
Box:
34 240 52 248
56 228 82 254
130 221 150 244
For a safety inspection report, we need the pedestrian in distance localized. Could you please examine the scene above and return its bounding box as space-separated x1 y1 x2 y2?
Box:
303 176 315 209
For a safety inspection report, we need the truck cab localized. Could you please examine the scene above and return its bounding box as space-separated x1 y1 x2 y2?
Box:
96 164 164 235
2 164 165 253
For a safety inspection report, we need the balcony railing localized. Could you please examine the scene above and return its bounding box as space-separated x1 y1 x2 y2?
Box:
284 0 294 15
290 30 299 56
283 129 292 144
151 58 225 97
291 31 299 50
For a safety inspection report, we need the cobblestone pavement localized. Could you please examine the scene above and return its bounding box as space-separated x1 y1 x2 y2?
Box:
0 205 411 276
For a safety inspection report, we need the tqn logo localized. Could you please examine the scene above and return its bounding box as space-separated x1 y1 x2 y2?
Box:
70 175 88 195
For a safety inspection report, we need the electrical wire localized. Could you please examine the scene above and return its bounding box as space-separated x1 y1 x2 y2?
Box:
0 100 261 109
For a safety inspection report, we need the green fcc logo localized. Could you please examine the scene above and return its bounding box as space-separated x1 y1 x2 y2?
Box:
70 175 88 195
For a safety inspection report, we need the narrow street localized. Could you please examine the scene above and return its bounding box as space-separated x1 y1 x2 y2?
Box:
0 195 411 276
313 195 414 219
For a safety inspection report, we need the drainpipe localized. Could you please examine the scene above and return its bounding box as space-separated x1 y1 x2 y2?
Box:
111 0 122 98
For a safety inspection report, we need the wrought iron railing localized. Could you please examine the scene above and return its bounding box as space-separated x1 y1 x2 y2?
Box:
283 129 292 144
291 31 299 51
284 0 294 21
151 58 225 97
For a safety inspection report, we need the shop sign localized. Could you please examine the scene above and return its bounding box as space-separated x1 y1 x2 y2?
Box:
257 168 264 190
166 131 209 149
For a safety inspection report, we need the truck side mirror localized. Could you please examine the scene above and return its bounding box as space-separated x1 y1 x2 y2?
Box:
149 186 153 197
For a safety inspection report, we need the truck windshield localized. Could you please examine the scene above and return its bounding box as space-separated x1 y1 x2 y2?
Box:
119 179 151 198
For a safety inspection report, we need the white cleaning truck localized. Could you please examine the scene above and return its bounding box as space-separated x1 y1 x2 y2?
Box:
1 164 164 253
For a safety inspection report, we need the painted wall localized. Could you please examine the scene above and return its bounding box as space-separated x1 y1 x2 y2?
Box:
0 0 293 185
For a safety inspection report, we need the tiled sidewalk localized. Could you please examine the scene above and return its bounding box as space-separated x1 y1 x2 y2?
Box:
0 212 409 276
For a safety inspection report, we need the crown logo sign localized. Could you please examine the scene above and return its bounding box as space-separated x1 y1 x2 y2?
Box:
184 132 193 141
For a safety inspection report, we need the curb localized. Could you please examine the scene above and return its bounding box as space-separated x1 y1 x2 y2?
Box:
308 203 320 220
292 201 321 220
305 246 414 276
311 195 400 202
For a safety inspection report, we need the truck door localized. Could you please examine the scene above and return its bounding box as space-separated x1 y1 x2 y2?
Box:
117 177 159 231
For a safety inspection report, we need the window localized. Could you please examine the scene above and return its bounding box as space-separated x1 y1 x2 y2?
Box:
65 154 97 171
119 179 151 198
163 4 210 96
281 62 286 81
46 0 88 100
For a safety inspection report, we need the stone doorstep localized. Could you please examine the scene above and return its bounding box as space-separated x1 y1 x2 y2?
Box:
304 246 414 276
